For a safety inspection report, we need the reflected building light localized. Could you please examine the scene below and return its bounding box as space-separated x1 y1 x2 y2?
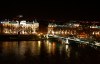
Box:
48 42 52 54
52 42 55 47
52 42 56 55
31 41 40 56
38 41 41 48
46 40 49 44
12 42 19 55
2 42 18 56
59 46 63 55
2 42 9 55
66 45 68 50
19 42 27 56
66 47 71 58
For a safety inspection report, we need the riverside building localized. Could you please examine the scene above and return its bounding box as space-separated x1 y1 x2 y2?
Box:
0 20 39 35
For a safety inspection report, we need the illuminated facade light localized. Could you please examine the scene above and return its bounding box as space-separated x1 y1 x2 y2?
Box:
52 31 54 35
73 24 80 27
0 20 39 34
96 32 99 35
61 31 64 34
90 25 98 28
55 31 59 34
92 32 95 35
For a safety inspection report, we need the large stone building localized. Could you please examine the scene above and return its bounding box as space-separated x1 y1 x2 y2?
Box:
0 19 39 34
48 21 100 39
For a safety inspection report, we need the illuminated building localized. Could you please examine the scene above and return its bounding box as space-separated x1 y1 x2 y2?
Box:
48 22 79 37
0 19 39 34
48 21 100 38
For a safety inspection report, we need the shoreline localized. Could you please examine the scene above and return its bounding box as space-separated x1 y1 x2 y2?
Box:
0 34 46 41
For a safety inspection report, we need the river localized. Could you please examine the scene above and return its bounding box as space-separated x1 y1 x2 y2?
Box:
0 40 100 64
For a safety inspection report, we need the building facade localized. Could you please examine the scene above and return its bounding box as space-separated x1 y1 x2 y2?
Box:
0 20 39 35
48 21 100 39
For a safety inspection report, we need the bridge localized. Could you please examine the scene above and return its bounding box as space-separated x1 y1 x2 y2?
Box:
47 34 89 45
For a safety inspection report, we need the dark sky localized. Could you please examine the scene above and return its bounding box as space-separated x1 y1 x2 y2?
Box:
0 1 100 20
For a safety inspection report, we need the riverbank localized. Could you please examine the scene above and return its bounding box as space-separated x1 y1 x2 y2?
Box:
0 34 46 41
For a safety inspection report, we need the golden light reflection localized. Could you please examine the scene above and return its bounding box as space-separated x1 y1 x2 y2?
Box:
19 41 26 57
45 40 57 55
59 45 63 55
46 40 49 45
38 41 41 48
1 40 72 59
18 41 41 56
52 42 56 55
30 41 40 56
66 45 68 50
65 45 70 58
2 42 11 54
48 42 52 54
2 41 18 55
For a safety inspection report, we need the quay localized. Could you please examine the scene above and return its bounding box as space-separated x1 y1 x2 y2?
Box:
0 34 47 41
47 34 100 50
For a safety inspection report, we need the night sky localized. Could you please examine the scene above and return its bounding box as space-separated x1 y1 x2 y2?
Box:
0 1 99 20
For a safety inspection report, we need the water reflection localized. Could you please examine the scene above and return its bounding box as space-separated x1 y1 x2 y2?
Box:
1 40 64 58
2 41 18 56
19 41 27 57
65 45 70 58
31 41 41 56
0 40 100 64
46 41 56 55
18 41 42 58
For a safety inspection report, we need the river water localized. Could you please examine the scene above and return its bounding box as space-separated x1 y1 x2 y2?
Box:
0 40 100 64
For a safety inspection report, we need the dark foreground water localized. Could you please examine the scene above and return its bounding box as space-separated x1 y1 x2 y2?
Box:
0 40 100 64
